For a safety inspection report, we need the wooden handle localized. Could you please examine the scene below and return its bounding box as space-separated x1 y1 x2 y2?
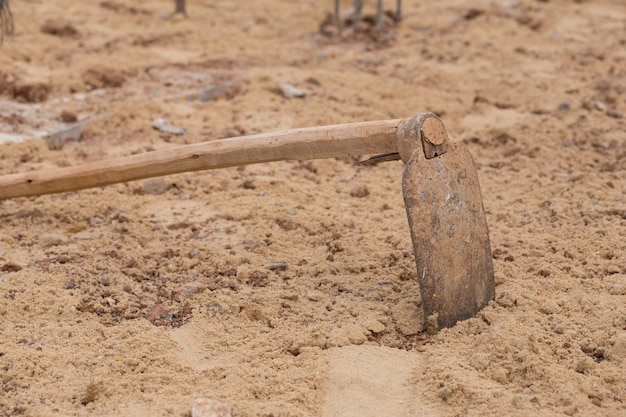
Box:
0 119 402 199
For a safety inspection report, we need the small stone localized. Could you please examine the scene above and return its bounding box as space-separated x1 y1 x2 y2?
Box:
83 68 126 90
265 263 288 271
278 82 306 98
60 110 78 123
143 178 169 195
593 100 607 111
152 118 187 135
97 275 111 286
178 284 205 301
242 238 258 251
606 109 623 119
191 398 232 417
0 262 22 272
350 185 369 198
241 179 255 190
557 102 570 111
41 19 79 37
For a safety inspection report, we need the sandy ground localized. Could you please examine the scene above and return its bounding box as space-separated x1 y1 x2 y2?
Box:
0 0 625 416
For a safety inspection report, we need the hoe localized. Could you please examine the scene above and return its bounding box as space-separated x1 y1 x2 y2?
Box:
0 113 495 330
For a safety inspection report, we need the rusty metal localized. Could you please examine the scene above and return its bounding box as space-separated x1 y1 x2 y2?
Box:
399 113 495 330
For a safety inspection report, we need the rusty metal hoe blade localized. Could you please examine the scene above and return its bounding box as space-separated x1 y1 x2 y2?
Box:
398 113 495 331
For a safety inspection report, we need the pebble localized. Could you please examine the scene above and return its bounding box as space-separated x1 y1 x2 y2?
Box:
265 263 288 271
606 109 623 119
582 99 606 112
197 84 233 102
143 178 169 195
350 185 370 198
192 398 232 417
278 82 306 98
1 262 22 272
60 110 78 123
152 118 187 135
41 19 79 37
178 284 204 301
557 102 570 111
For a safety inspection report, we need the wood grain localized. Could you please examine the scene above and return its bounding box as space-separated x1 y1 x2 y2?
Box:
0 119 402 199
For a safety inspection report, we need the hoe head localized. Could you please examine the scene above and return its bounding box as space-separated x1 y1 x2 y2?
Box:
398 113 495 331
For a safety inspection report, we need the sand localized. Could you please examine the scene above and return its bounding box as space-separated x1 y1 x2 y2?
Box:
0 0 625 416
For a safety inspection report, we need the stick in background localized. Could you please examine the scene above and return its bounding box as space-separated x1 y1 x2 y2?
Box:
174 0 186 15
0 0 14 45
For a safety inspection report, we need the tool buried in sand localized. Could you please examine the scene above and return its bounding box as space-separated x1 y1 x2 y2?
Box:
0 113 495 330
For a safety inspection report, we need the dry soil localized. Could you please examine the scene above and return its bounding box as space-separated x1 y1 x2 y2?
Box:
0 0 625 416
